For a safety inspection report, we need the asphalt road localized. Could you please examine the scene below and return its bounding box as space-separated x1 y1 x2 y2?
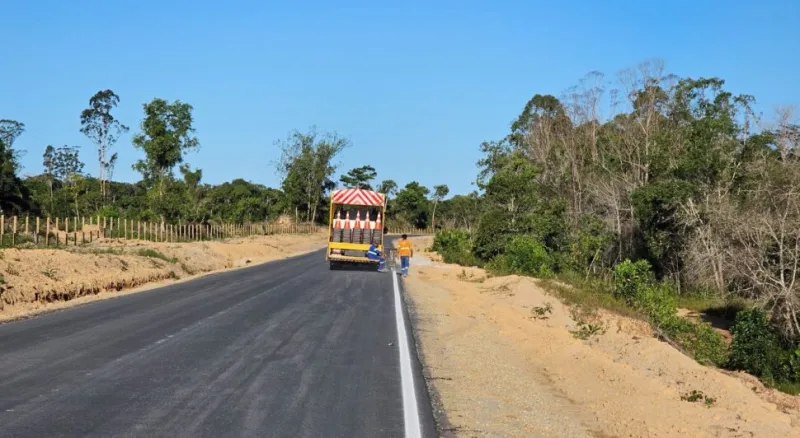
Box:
0 244 436 438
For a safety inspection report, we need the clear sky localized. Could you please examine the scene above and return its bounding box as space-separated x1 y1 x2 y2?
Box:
2 0 798 196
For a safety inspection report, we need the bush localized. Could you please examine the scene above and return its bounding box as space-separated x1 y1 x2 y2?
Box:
666 316 730 366
432 229 481 266
487 235 553 278
613 259 656 307
613 259 727 366
728 308 800 386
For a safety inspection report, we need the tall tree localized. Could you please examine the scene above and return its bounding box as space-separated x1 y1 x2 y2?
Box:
377 179 398 198
42 145 56 207
0 138 31 214
132 98 199 201
430 184 450 230
0 119 25 149
339 165 377 189
80 90 129 201
394 182 430 228
180 163 203 218
275 127 349 222
52 146 84 216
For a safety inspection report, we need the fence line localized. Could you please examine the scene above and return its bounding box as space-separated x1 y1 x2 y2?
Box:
0 214 325 249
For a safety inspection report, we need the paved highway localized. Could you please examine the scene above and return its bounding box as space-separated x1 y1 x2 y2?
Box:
0 244 436 438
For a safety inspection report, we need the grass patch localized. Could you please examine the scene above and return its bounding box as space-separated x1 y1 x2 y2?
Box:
680 389 717 406
135 249 178 264
85 247 124 256
775 381 800 396
538 277 643 320
531 302 553 319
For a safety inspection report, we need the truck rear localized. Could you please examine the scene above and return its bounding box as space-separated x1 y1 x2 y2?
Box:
326 188 387 270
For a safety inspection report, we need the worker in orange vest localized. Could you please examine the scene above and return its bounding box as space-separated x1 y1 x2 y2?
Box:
398 234 413 277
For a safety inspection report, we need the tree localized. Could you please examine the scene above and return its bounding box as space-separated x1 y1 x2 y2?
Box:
377 179 398 198
132 98 199 205
430 184 450 230
0 119 27 169
180 164 203 218
52 146 85 215
80 89 129 201
0 138 31 214
394 182 430 228
339 165 377 189
42 145 56 207
275 127 349 222
0 119 25 149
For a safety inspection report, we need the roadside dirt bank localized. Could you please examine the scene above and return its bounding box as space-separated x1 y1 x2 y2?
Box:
402 236 800 438
0 232 328 322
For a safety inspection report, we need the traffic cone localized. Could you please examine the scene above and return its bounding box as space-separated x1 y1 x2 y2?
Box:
346 210 353 242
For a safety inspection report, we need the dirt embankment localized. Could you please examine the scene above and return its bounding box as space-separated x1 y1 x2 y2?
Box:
404 236 800 438
0 233 328 321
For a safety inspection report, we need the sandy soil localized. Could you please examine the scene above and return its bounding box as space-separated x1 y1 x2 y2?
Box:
0 233 328 321
403 236 800 438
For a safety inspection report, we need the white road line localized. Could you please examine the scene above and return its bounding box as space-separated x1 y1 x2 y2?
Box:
392 268 422 438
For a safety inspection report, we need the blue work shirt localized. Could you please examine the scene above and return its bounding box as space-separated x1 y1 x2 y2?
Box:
366 244 382 260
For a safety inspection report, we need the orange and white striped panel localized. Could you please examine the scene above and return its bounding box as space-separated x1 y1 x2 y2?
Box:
331 188 385 206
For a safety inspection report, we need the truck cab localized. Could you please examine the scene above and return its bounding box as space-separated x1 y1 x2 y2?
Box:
326 188 387 270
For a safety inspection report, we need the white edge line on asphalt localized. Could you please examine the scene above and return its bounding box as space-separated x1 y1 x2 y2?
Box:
392 268 423 438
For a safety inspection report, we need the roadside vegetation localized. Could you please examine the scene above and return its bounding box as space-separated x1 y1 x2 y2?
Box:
1 93 450 230
431 59 800 394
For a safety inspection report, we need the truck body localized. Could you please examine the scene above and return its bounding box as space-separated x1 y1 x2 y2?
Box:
326 188 387 269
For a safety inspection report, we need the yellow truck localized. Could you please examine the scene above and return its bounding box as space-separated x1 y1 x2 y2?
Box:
326 188 387 270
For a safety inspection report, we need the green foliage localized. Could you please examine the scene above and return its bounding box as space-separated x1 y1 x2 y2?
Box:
487 235 554 278
394 181 430 228
613 259 656 306
339 165 377 189
80 89 129 199
613 259 728 365
276 127 348 222
631 179 695 277
0 137 33 215
433 229 480 266
567 215 613 274
728 309 800 386
135 248 178 264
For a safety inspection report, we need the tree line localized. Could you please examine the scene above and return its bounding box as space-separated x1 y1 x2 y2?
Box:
433 59 800 391
1 91 453 228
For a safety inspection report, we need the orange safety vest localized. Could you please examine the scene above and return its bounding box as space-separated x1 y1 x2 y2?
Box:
398 240 413 257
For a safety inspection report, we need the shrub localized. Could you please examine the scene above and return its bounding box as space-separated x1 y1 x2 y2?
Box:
432 229 480 266
487 235 553 278
613 259 655 307
613 259 727 366
728 308 800 386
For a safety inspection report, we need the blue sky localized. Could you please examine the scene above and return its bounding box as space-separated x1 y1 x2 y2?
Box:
2 0 798 196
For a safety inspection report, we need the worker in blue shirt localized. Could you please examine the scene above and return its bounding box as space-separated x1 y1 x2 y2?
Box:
366 243 387 272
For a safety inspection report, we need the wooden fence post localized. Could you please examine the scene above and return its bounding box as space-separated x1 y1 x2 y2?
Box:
12 215 17 246
35 216 40 244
